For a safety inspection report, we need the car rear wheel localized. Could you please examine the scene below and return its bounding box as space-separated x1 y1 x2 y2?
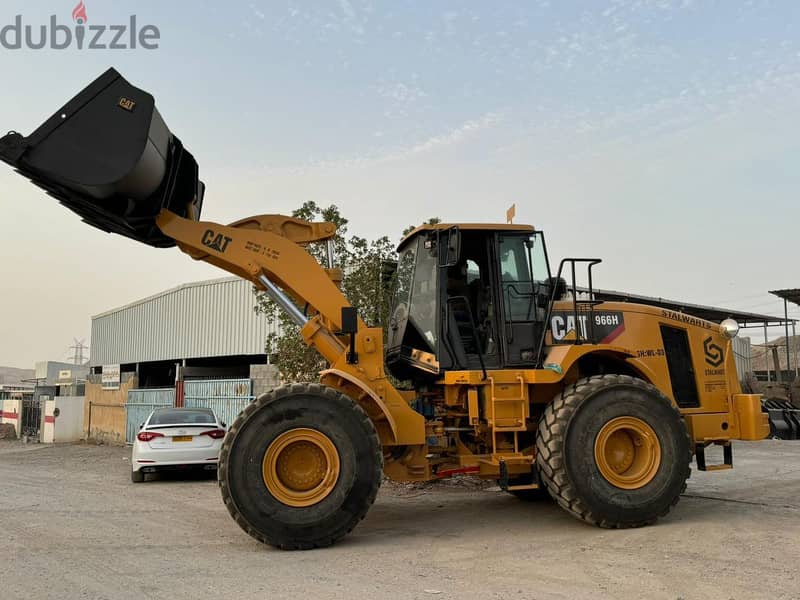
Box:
131 469 144 483
219 383 382 550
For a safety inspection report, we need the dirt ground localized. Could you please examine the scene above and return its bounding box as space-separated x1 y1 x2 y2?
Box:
0 440 798 600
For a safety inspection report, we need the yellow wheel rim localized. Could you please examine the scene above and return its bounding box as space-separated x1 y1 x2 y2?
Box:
594 416 661 490
262 428 340 507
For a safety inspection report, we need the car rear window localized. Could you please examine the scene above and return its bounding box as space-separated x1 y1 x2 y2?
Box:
149 409 215 426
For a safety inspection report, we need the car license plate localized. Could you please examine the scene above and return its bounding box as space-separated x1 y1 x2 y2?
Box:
173 436 192 442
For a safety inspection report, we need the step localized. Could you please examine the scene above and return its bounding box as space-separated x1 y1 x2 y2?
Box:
695 442 732 471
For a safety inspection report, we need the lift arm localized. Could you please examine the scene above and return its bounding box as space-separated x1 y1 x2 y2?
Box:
155 209 425 446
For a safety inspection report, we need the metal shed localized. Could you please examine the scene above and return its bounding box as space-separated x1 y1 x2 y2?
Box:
90 277 278 366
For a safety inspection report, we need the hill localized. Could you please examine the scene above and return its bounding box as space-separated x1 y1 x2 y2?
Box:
751 336 799 372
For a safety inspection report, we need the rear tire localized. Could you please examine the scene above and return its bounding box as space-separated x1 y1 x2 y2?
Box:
219 383 382 550
131 469 144 483
536 374 691 528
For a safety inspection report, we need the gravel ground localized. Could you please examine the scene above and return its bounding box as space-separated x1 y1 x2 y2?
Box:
0 440 798 600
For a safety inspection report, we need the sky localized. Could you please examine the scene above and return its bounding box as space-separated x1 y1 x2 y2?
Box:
0 0 799 368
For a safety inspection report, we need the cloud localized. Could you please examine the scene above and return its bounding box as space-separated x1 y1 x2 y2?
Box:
335 0 365 36
338 0 356 21
393 112 501 159
260 111 503 174
250 4 265 20
376 82 428 104
374 80 429 118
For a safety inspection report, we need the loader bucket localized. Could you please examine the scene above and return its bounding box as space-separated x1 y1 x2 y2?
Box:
0 68 203 248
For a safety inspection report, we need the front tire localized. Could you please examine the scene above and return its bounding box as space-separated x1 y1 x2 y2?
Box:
537 374 691 528
219 383 382 550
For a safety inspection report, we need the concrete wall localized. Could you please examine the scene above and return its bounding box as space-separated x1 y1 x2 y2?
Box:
34 386 56 402
42 397 85 443
42 400 55 443
35 361 89 386
250 364 280 397
1 399 21 437
84 372 138 445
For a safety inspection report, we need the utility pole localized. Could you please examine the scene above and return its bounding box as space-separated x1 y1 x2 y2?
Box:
784 298 791 376
764 324 771 382
771 345 783 383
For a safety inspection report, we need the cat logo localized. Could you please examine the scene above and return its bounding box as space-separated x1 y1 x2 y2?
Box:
703 336 724 367
202 229 233 253
550 310 626 344
118 97 136 112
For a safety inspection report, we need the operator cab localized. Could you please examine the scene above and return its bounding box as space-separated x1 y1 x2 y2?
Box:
386 224 558 380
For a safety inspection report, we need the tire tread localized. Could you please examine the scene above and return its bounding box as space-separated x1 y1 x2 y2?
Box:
218 382 382 550
536 374 692 529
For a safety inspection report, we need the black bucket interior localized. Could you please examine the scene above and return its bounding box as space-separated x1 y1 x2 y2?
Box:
0 68 203 248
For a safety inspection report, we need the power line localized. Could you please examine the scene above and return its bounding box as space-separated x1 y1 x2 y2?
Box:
68 338 88 365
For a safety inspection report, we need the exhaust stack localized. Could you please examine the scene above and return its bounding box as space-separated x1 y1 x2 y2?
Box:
0 68 203 248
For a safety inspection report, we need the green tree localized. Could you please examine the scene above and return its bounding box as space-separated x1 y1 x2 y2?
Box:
255 203 429 383
402 217 441 237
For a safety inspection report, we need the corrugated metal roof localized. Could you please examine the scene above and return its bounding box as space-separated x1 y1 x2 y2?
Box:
589 287 793 327
90 277 279 366
770 289 800 307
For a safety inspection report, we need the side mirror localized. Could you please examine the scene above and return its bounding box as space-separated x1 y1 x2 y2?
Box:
139 422 144 429
380 260 398 286
221 422 227 429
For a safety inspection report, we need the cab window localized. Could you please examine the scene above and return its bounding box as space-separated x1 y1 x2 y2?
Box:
498 233 550 322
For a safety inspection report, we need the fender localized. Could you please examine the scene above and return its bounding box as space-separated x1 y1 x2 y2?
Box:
319 368 425 446
545 344 659 385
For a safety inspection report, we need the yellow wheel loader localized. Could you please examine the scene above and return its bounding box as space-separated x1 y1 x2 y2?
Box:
0 69 770 549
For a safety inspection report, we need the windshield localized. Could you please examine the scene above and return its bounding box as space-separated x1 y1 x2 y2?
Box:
389 237 439 352
409 240 438 349
394 241 416 312
148 409 215 426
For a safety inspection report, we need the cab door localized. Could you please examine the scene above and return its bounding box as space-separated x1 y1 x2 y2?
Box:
496 232 551 366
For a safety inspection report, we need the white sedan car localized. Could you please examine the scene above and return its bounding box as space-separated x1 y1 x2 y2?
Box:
131 407 226 482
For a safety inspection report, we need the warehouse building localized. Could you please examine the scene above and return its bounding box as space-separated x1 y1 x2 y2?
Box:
86 277 280 444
